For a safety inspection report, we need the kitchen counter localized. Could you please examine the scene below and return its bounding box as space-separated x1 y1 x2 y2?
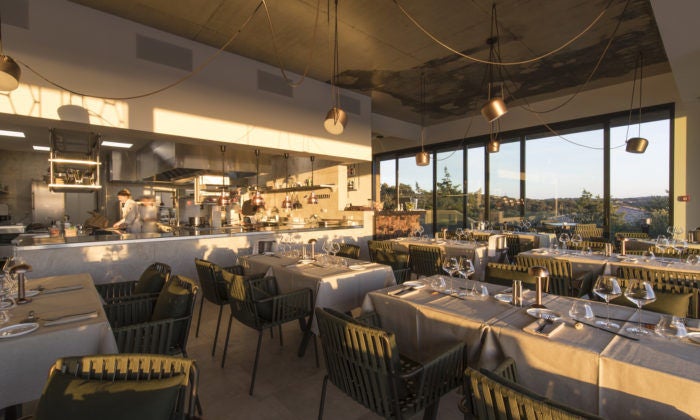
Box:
13 223 363 250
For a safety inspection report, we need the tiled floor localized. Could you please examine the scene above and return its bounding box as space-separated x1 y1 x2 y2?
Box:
189 300 465 419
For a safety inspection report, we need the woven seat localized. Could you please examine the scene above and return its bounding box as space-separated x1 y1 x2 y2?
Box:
408 244 444 278
106 275 199 357
316 307 465 420
221 271 315 395
33 354 198 420
96 262 171 303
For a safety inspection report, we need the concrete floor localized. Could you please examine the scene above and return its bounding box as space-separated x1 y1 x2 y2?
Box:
188 299 465 420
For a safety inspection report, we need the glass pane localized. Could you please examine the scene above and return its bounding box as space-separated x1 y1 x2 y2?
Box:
467 146 485 227
398 155 433 236
436 148 464 233
525 129 604 232
379 159 396 211
611 119 670 238
489 140 521 227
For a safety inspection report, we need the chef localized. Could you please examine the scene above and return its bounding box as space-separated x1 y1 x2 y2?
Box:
113 189 142 233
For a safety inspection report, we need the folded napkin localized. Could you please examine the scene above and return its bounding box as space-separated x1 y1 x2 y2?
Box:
44 311 98 326
524 319 565 338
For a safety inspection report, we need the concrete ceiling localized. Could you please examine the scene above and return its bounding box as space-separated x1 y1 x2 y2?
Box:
68 0 672 126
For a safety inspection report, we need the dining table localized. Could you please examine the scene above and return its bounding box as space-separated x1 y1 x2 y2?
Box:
388 237 489 280
362 276 700 419
240 253 396 334
0 273 118 411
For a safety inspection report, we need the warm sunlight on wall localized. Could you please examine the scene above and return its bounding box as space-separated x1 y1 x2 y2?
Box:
0 83 129 128
153 108 372 161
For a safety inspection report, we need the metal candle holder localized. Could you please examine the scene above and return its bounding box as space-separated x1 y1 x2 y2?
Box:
10 263 33 305
528 266 548 308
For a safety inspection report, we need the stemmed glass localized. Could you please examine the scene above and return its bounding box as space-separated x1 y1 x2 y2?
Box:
455 228 464 242
655 235 669 263
457 257 478 296
441 257 459 294
624 279 657 335
416 225 425 240
593 275 622 329
673 226 684 240
331 241 341 257
559 233 570 254
571 234 583 255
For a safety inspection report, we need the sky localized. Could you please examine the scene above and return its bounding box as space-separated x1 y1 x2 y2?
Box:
386 119 670 200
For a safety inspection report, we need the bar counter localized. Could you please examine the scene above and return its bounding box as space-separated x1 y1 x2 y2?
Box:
14 221 372 285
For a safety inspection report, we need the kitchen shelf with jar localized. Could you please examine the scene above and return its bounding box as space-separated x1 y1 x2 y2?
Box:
48 129 102 193
267 184 335 194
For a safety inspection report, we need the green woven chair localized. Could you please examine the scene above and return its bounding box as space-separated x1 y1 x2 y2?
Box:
315 307 465 420
461 360 601 420
33 354 198 420
614 266 699 318
504 235 521 264
336 243 361 259
374 249 411 284
408 244 444 278
193 258 245 356
96 262 171 303
484 263 549 291
515 255 591 298
107 275 199 357
221 271 315 395
368 240 395 262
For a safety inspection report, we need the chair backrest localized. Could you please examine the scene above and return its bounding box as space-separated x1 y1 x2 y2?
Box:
615 266 700 318
408 244 444 277
34 354 198 420
505 234 521 263
367 240 394 261
224 270 278 328
336 243 360 259
256 240 276 254
194 257 228 305
513 256 572 296
315 307 403 418
464 367 601 420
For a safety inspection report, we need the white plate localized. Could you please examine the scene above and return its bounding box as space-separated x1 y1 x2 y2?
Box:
532 249 548 255
402 281 426 289
0 322 39 339
493 293 513 303
526 308 561 320
687 332 700 344
348 264 366 271
262 251 276 256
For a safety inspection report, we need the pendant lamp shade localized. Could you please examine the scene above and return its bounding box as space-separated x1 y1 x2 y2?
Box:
282 195 293 209
415 150 430 166
324 107 347 135
481 97 507 123
0 55 19 91
487 138 500 153
252 189 265 207
625 137 648 153
307 191 319 205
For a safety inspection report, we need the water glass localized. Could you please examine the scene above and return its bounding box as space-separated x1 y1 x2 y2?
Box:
568 301 594 320
655 315 687 339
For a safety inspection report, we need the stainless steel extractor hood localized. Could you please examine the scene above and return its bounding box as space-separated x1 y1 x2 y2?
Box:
110 142 265 182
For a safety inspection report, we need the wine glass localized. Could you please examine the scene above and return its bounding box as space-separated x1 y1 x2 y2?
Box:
457 256 475 279
441 257 458 294
675 239 688 261
592 275 622 329
624 279 656 335
655 235 669 263
559 233 570 253
666 226 674 237
673 226 684 240
331 241 341 257
455 228 464 242
571 234 583 255
417 225 425 240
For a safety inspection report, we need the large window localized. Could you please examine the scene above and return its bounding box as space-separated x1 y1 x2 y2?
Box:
379 159 396 210
436 148 464 231
525 128 604 226
611 119 670 237
374 105 672 239
489 139 521 225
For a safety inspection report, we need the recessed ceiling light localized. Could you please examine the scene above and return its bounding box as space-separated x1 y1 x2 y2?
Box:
32 145 50 151
101 140 133 149
0 129 25 138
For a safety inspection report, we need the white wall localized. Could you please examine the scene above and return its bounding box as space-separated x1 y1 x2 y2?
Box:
0 0 372 161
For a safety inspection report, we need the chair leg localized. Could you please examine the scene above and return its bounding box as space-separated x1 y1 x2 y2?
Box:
195 295 204 337
313 334 319 368
249 330 264 396
422 401 440 420
221 314 234 368
278 325 283 346
212 305 223 357
318 375 329 420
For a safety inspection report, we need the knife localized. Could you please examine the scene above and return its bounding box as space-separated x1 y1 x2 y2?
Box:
40 285 84 294
573 318 639 341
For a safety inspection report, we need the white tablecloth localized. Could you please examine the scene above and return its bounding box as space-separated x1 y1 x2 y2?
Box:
0 273 118 409
242 254 395 333
362 277 700 419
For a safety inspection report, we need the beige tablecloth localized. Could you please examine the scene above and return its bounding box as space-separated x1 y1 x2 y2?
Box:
362 277 700 419
0 273 118 408
242 254 395 333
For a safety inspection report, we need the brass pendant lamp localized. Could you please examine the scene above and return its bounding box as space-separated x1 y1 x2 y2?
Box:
480 5 507 124
0 13 20 91
415 71 430 166
252 149 265 207
323 0 347 135
625 52 649 154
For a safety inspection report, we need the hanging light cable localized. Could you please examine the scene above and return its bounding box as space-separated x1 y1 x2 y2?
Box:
481 5 507 123
252 149 265 207
0 12 20 91
415 71 430 166
307 156 318 204
625 52 648 154
323 0 347 135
